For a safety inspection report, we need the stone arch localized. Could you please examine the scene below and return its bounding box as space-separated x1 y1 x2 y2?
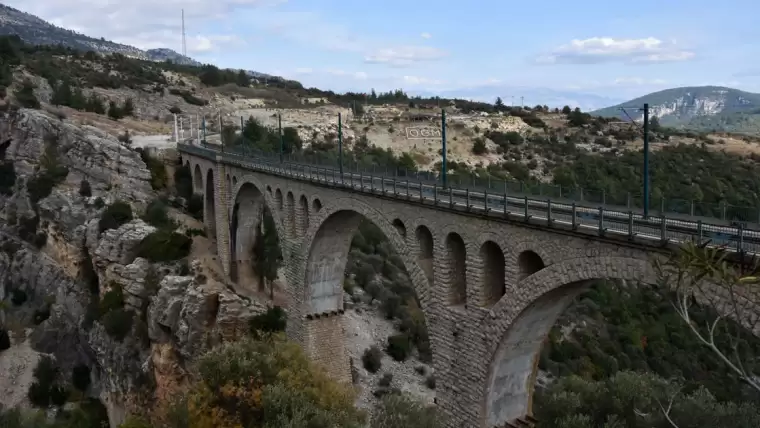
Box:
232 176 238 187
415 225 434 286
312 198 322 212
266 185 272 195
193 164 202 193
299 194 309 234
275 188 283 210
184 160 190 169
227 175 285 246
482 256 653 427
229 181 278 287
392 218 406 239
480 241 506 307
301 201 433 381
517 250 545 280
286 191 296 236
444 232 467 306
204 168 216 238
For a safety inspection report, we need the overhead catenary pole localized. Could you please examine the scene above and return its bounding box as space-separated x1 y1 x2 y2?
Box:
278 113 284 162
643 103 650 219
338 112 344 176
441 109 447 189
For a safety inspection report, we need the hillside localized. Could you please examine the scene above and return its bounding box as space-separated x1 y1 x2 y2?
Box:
0 3 201 66
593 86 760 134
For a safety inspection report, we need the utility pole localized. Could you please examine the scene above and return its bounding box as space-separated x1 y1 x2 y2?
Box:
278 113 284 162
642 103 650 218
338 112 344 176
441 109 447 189
520 96 524 108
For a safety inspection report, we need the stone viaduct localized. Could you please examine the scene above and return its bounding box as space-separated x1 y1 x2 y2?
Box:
178 146 756 428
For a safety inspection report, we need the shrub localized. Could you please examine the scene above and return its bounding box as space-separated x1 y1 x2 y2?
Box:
362 346 383 373
472 138 487 155
248 306 287 338
386 333 412 362
0 329 10 351
99 284 125 316
138 149 168 190
425 375 436 389
135 229 191 262
379 373 393 387
14 80 40 109
28 356 67 407
79 179 92 197
372 393 443 428
99 200 133 232
102 308 134 341
142 199 174 229
72 364 91 392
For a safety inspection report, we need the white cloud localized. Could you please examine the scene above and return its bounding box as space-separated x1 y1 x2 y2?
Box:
536 37 695 65
420 32 432 39
4 0 275 53
364 46 447 67
401 75 446 86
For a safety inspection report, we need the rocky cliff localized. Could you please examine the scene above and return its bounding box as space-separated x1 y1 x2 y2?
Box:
0 107 264 425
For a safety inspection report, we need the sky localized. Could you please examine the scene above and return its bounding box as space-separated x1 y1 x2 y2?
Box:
7 0 760 108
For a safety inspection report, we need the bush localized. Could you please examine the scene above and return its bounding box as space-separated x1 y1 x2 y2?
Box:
99 200 133 232
135 229 191 262
14 80 40 109
379 373 393 387
28 356 67 407
102 308 134 341
142 199 174 229
0 329 10 351
386 333 412 362
372 393 443 428
362 346 383 373
79 179 92 197
248 306 287 338
138 149 168 190
99 284 125 316
472 138 487 155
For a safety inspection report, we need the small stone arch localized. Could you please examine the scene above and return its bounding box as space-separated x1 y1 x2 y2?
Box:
286 191 296 236
481 256 654 427
230 182 267 286
517 250 545 280
205 168 216 237
232 176 238 187
228 175 286 246
266 185 272 195
299 194 309 234
193 164 202 193
392 218 406 239
275 188 283 211
415 225 434 286
444 232 467 306
312 198 322 212
480 241 505 306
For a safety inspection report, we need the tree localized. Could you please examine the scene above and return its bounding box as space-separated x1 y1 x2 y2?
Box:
472 138 487 155
252 209 282 298
107 101 123 120
236 69 250 87
51 79 72 106
650 115 662 132
561 105 572 115
494 97 505 110
122 98 135 116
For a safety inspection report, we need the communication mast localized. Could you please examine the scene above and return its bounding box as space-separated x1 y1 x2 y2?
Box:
181 9 187 57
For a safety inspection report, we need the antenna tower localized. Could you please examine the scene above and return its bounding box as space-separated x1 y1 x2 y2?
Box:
181 9 187 57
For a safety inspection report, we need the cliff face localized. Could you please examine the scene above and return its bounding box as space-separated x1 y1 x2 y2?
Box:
0 108 263 424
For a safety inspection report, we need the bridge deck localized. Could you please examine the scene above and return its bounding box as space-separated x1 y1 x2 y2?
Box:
179 143 760 255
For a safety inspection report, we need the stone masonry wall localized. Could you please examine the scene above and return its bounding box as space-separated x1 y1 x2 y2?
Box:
182 152 760 428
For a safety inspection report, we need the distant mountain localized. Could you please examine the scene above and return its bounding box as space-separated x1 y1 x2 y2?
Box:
0 3 201 65
418 85 625 112
592 86 760 134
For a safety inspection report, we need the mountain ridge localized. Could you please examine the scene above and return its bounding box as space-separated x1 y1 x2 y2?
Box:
592 86 760 134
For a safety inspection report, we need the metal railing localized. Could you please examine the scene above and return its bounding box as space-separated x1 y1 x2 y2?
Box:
178 142 760 255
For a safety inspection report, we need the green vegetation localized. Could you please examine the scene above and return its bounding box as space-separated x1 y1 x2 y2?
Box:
252 208 282 297
98 200 133 232
535 243 760 427
27 356 68 407
26 133 69 204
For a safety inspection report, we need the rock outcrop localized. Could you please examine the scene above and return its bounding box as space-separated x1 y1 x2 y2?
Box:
0 108 264 425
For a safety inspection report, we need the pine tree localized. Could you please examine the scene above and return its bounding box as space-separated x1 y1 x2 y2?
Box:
51 80 72 106
122 98 134 116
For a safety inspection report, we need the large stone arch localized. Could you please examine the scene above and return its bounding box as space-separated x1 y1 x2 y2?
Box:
228 180 281 288
481 256 653 427
298 199 433 381
227 175 287 254
204 168 216 238
193 164 202 193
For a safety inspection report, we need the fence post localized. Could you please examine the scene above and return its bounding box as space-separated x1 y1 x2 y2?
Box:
484 189 489 212
660 216 667 242
572 203 577 229
598 207 604 235
524 196 529 221
628 211 634 239
466 188 470 210
547 199 552 225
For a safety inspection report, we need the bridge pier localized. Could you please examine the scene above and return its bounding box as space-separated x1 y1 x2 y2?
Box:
214 157 232 276
304 312 352 383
